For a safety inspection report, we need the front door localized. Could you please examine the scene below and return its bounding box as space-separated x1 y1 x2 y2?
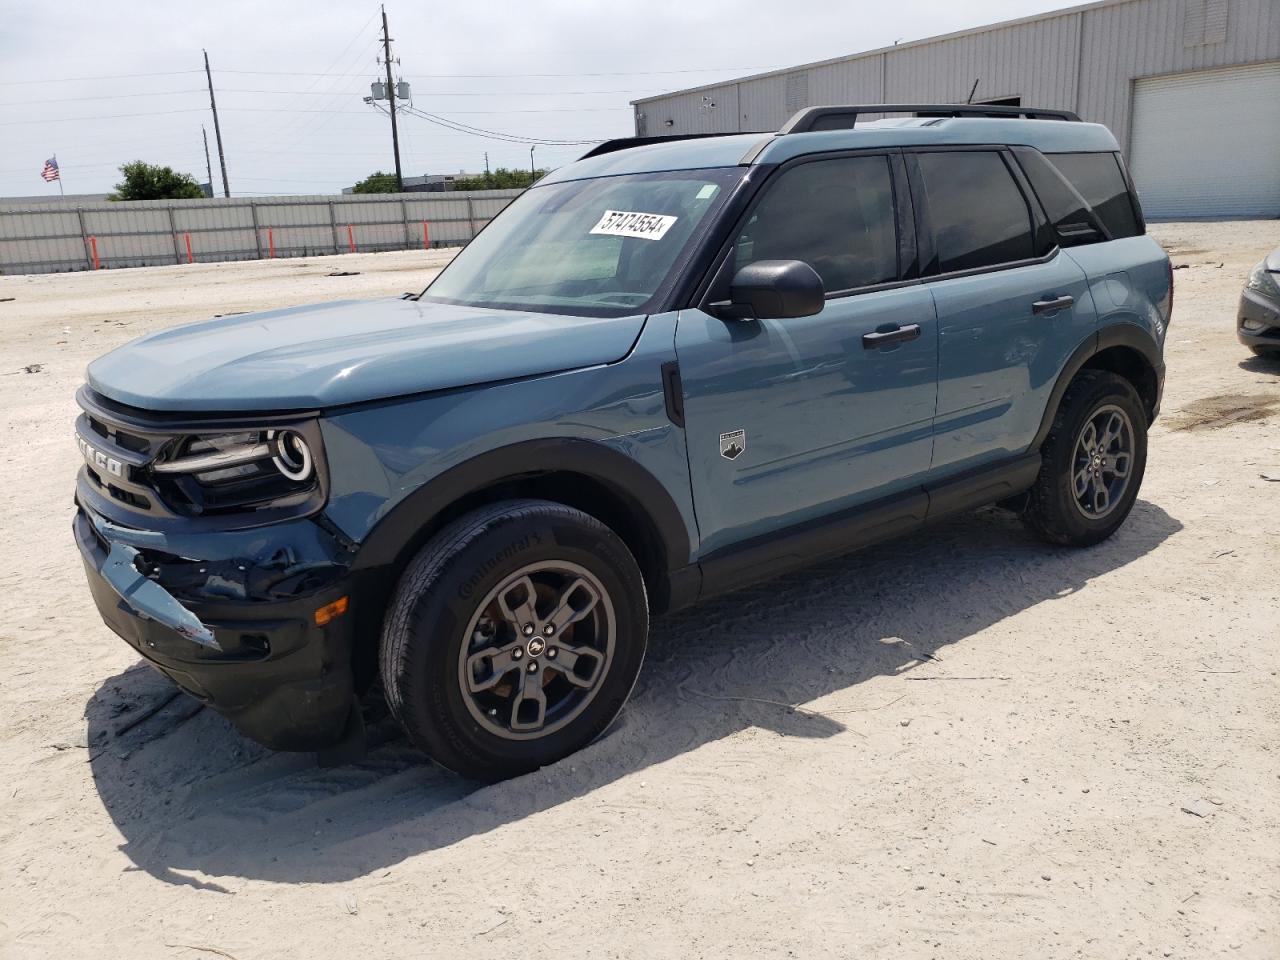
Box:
675 153 939 556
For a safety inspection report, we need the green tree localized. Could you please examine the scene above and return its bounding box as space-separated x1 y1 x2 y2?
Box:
351 171 399 194
108 161 206 201
451 167 549 191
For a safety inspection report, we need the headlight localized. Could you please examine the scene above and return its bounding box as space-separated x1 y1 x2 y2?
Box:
269 429 314 482
1246 260 1280 302
151 424 322 514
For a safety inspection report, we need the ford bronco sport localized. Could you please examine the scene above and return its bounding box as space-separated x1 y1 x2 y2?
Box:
75 104 1171 781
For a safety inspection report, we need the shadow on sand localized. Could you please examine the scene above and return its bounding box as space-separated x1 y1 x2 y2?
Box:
86 500 1181 888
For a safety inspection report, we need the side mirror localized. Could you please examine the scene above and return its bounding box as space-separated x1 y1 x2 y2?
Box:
711 260 825 321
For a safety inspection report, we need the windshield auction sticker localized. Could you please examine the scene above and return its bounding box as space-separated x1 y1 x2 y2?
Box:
590 209 678 241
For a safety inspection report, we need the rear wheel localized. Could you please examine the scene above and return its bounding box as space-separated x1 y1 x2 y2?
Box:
1024 370 1148 547
380 499 647 782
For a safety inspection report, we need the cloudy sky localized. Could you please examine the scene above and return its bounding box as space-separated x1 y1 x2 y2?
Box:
0 0 1075 198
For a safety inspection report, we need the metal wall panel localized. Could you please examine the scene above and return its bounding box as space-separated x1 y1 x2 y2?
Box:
635 0 1280 169
0 188 524 274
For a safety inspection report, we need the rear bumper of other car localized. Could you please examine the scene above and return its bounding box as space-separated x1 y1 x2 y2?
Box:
1238 289 1280 350
74 505 360 751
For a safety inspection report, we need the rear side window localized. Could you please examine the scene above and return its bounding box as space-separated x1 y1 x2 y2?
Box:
1014 148 1106 247
1046 152 1141 239
733 155 898 293
916 151 1036 273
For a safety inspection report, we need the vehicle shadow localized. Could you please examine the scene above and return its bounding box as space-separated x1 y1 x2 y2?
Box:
1238 353 1280 373
86 500 1181 888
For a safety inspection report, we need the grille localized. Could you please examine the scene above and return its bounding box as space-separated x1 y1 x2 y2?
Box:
74 387 325 523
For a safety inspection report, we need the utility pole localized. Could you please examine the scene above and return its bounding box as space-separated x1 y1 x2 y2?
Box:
203 50 230 197
381 5 403 191
484 152 489 175
201 126 214 197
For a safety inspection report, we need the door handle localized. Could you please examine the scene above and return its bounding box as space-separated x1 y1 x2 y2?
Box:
1032 294 1075 315
862 323 922 349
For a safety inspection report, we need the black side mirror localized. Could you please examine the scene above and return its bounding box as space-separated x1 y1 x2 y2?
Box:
711 260 825 321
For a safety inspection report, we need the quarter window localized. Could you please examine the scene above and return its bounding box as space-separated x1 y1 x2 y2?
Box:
733 155 898 293
1046 152 1141 239
917 151 1036 273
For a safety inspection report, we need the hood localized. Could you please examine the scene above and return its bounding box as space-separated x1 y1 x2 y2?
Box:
86 298 646 412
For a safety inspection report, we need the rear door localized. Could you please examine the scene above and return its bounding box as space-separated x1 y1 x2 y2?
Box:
675 151 939 556
909 148 1096 475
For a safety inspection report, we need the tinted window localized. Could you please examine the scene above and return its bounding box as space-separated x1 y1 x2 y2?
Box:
1047 152 1141 239
917 151 1036 273
733 155 898 293
1015 148 1105 248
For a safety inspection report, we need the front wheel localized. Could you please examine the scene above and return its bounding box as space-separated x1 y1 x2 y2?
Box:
1023 370 1148 547
380 499 648 782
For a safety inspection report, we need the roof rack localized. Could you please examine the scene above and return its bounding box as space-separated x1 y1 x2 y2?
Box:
579 132 758 161
779 103 1081 134
579 104 1079 161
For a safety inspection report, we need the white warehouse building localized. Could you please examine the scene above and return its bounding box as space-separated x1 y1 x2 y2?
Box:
631 0 1280 218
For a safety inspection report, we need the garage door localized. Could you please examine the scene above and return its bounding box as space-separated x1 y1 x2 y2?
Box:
1129 61 1280 218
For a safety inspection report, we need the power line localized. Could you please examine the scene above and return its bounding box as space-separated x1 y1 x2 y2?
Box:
398 105 601 145
215 66 781 78
0 89 207 107
217 87 667 97
0 70 204 86
0 108 205 125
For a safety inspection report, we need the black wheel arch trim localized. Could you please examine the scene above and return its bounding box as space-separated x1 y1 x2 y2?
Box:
346 437 694 601
1030 324 1164 452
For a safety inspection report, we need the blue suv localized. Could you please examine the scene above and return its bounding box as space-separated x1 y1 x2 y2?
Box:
74 104 1172 780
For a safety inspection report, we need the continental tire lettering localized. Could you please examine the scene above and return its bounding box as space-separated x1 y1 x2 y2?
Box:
457 533 541 600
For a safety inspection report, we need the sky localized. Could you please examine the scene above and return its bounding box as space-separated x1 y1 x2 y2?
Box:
0 0 1079 198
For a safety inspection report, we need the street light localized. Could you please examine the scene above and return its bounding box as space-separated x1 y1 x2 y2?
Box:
530 145 536 182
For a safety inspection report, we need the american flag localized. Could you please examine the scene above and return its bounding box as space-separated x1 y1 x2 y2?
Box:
41 157 60 182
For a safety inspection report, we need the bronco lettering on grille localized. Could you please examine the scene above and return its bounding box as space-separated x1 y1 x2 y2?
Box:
76 434 124 479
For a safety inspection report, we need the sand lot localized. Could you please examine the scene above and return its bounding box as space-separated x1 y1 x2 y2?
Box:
1 223 1277 960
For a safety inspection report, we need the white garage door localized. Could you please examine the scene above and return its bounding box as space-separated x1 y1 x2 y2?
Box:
1129 61 1280 218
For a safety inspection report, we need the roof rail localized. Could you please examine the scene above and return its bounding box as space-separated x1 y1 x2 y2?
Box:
779 103 1081 134
579 132 757 161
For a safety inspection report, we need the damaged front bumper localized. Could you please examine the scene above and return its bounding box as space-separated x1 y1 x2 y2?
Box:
74 502 363 751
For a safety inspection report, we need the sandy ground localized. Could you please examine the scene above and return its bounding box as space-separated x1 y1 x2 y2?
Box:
1 224 1277 960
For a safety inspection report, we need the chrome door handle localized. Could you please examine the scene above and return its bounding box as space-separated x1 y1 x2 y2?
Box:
1032 295 1075 315
862 323 922 349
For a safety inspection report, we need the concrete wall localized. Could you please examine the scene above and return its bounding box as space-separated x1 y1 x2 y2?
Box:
0 189 524 275
632 0 1280 155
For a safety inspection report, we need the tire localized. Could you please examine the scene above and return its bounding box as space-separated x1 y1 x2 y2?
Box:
1250 345 1280 359
1023 370 1148 547
380 499 648 782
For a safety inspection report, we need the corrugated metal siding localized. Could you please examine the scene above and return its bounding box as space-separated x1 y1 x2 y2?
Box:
636 0 1280 161
1077 0 1278 151
0 189 524 275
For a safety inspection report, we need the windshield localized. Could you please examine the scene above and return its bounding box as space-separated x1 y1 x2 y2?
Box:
421 168 742 317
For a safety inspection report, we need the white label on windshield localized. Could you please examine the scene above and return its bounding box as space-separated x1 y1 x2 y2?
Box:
590 209 677 241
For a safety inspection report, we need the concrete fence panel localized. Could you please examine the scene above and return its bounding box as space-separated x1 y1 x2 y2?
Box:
0 188 525 275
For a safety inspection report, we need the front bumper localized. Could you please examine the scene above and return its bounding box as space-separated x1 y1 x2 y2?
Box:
75 507 359 751
1237 289 1280 351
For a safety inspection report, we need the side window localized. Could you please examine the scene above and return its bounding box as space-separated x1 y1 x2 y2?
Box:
1014 148 1106 248
1045 152 1141 239
917 151 1036 273
733 155 898 294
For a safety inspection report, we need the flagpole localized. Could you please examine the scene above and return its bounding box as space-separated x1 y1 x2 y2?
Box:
55 154 63 196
